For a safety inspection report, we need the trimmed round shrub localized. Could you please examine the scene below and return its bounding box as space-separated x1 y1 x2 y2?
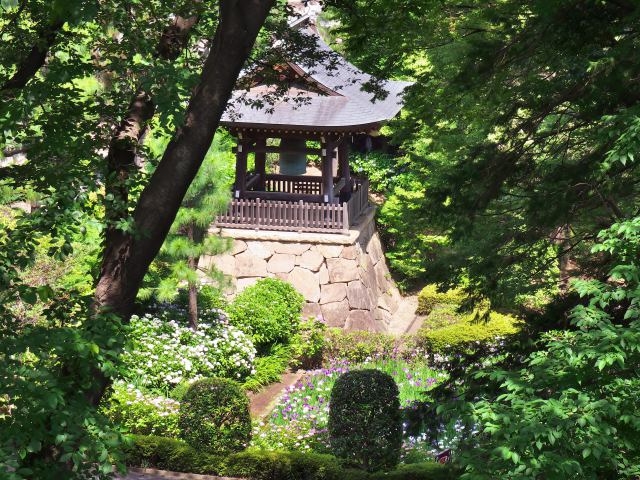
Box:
228 278 304 346
178 378 251 454
328 369 402 472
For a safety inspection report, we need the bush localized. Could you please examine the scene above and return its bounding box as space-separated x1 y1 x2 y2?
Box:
229 278 304 347
322 329 399 365
412 311 520 356
416 285 464 316
126 435 457 480
178 378 251 454
328 369 402 471
124 435 225 474
290 317 326 369
101 381 180 437
120 310 255 389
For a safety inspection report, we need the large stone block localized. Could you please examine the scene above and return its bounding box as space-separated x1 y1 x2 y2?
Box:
367 234 384 265
236 277 260 293
288 267 320 303
347 280 374 310
267 253 296 274
378 287 401 313
209 254 235 276
320 299 349 328
345 309 376 332
302 302 322 319
341 245 358 260
272 242 310 255
374 260 391 292
359 254 377 291
317 244 343 258
297 249 324 272
327 257 359 283
375 307 393 326
235 252 267 278
231 239 247 255
246 241 273 259
320 283 347 304
318 264 329 285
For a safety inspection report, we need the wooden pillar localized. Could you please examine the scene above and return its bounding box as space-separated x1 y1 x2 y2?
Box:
321 138 334 204
234 138 248 198
338 138 351 194
255 137 266 191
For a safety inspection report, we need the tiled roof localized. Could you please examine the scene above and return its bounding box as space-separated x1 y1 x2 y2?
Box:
221 29 412 133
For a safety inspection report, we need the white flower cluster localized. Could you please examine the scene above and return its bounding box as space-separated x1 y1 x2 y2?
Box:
121 309 256 390
103 381 181 437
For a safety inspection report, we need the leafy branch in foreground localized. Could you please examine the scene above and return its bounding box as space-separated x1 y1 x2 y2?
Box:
441 217 640 479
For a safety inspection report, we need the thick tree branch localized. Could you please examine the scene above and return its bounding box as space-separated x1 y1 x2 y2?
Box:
95 0 274 320
1 20 64 92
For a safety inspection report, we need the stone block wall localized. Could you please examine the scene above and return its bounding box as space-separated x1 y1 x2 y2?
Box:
200 210 401 332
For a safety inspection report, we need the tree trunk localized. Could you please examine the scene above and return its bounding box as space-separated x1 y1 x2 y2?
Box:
1 20 64 92
95 0 274 320
89 0 274 407
187 221 199 330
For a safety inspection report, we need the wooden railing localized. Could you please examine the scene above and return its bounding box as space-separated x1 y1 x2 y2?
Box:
216 177 369 234
216 199 350 234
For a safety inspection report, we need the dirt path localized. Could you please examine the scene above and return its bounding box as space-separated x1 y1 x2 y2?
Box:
247 371 304 419
388 294 426 336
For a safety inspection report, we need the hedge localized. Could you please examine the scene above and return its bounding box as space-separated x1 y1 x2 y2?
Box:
412 311 520 355
322 328 400 364
126 435 457 480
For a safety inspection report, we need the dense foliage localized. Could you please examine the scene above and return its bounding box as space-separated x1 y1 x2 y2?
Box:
329 369 402 471
412 310 520 358
101 382 180 437
322 328 400 364
178 378 252 455
439 217 640 479
228 278 304 347
328 0 640 307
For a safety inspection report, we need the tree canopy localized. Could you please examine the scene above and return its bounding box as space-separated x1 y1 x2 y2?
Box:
328 0 640 307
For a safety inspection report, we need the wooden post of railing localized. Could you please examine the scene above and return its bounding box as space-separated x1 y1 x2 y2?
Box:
255 198 261 231
342 202 349 234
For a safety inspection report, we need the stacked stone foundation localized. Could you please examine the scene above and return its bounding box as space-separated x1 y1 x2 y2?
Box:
200 208 401 332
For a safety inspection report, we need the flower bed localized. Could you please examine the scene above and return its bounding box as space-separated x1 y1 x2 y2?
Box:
251 356 447 460
120 307 256 390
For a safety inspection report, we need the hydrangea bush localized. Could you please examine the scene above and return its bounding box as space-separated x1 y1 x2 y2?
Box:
120 308 256 390
102 381 180 437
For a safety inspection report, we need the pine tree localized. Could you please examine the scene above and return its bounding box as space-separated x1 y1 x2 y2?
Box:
153 136 233 329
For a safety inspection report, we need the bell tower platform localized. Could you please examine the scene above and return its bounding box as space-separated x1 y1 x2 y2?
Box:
201 207 402 332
